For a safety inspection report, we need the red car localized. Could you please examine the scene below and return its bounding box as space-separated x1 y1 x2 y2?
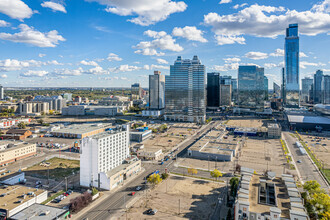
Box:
131 192 136 196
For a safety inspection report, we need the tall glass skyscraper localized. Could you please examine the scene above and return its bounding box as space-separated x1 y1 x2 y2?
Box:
322 75 330 104
301 77 313 103
284 23 300 107
313 70 324 103
207 72 220 107
165 56 206 123
238 65 265 110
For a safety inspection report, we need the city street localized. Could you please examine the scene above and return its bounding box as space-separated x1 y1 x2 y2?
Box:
283 132 329 189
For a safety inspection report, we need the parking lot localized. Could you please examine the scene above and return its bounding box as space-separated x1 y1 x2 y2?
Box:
299 134 330 169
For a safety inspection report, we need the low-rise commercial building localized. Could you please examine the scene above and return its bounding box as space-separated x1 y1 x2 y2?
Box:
0 185 47 218
62 105 119 116
267 123 281 138
11 203 70 220
137 148 163 161
2 129 32 140
235 169 308 220
0 118 31 129
130 129 152 143
287 115 330 131
51 123 113 139
0 141 36 166
0 171 25 185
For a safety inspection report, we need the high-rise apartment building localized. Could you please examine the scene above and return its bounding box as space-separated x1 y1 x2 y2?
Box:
165 56 205 123
284 23 300 107
301 77 313 103
0 85 4 100
33 95 66 112
80 125 130 190
207 72 220 107
313 70 324 103
238 65 265 110
131 83 142 100
62 93 72 101
19 102 50 115
322 75 330 104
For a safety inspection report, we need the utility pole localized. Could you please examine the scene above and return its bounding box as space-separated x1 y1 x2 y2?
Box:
65 177 67 191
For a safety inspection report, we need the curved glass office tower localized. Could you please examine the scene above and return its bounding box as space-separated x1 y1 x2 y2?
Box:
284 23 300 107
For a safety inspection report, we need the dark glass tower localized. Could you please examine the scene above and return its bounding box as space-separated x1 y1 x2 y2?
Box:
207 72 220 107
284 23 300 107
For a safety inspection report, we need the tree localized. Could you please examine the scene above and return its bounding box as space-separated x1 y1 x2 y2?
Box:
161 173 169 180
38 119 44 124
303 180 321 193
17 122 26 129
147 174 162 186
210 169 222 181
230 177 239 197
188 168 198 175
49 110 54 115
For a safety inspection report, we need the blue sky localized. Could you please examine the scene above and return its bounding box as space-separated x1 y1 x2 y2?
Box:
0 0 329 88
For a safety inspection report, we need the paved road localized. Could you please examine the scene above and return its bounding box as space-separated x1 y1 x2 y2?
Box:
283 132 329 189
78 121 220 220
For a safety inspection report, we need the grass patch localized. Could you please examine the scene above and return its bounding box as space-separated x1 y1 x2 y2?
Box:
26 157 79 180
41 190 64 205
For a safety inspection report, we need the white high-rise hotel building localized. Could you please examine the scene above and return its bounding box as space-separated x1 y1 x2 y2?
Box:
80 125 130 189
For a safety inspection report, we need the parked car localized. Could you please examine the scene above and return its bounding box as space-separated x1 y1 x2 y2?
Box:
131 192 136 196
136 186 142 191
297 160 302 163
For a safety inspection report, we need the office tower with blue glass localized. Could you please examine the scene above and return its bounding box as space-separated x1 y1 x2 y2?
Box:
301 77 313 103
231 78 238 104
273 82 281 98
207 72 220 108
264 76 268 100
284 23 300 107
165 56 206 123
238 65 265 110
313 70 324 103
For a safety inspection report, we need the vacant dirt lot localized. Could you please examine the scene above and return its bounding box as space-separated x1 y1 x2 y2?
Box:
226 119 270 128
237 138 296 177
26 157 79 180
124 176 223 220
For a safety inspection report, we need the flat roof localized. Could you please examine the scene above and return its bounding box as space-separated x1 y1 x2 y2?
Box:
268 123 280 128
0 185 46 211
0 141 35 152
287 115 330 125
200 147 233 155
106 159 140 178
10 203 68 220
52 123 114 135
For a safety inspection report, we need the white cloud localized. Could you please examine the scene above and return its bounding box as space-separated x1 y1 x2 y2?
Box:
204 3 330 45
156 58 168 64
107 53 122 61
144 64 169 70
311 0 330 13
53 67 83 76
0 20 10 27
86 0 187 26
264 63 279 69
111 65 141 73
214 35 245 45
300 52 308 58
133 30 183 56
38 53 46 58
85 66 108 75
213 63 240 72
219 0 231 4
41 1 66 13
80 60 99 66
0 24 65 47
270 49 284 57
120 77 128 80
245 52 268 60
47 60 62 65
21 70 49 77
1 74 8 78
0 0 34 21
300 61 325 69
0 59 41 71
233 3 248 9
172 26 207 42
223 57 241 63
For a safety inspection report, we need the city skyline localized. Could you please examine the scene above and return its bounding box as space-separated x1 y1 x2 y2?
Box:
0 0 329 88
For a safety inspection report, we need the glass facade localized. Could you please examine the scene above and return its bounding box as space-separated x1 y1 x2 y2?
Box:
165 56 205 123
322 75 330 104
231 78 238 104
238 65 265 110
313 70 324 103
301 77 313 103
264 76 269 100
285 23 300 107
149 71 165 110
207 72 220 107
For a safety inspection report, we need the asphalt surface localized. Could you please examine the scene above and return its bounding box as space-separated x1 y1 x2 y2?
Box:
79 122 218 220
283 132 329 189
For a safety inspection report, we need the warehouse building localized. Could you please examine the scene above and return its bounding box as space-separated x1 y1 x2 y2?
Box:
0 185 47 218
50 123 113 139
287 115 330 131
62 105 119 116
130 129 152 143
11 203 70 220
0 141 36 166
